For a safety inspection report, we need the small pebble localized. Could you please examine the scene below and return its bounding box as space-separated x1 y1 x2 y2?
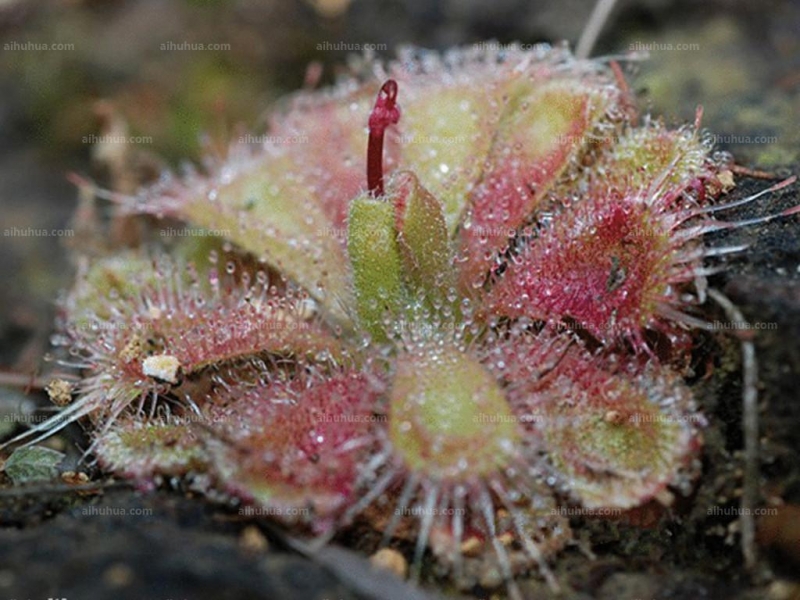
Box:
768 580 800 600
142 355 181 384
103 563 134 588
460 536 483 557
655 488 675 507
43 436 66 452
370 547 408 579
61 471 90 485
717 169 735 192
0 569 14 588
498 532 514 546
46 379 73 406
239 525 269 553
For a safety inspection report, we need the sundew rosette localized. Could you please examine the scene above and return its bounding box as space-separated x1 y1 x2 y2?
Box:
6 42 798 598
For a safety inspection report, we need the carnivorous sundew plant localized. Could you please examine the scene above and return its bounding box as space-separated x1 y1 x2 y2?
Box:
4 42 798 598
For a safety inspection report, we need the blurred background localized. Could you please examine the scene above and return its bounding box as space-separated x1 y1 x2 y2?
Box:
0 1 799 598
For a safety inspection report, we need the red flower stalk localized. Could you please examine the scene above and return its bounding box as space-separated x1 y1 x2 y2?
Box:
367 79 401 197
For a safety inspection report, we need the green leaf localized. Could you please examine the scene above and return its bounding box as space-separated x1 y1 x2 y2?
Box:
391 171 454 309
399 82 499 233
3 446 65 484
94 418 207 480
347 193 406 341
456 75 622 292
588 122 711 194
176 156 353 324
389 342 520 479
521 347 700 509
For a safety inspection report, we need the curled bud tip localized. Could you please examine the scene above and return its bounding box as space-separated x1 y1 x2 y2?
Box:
367 79 401 197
